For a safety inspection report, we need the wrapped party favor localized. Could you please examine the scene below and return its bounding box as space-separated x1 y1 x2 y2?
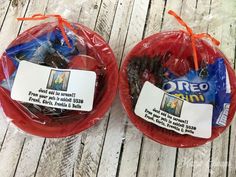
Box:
0 14 118 138
119 10 236 147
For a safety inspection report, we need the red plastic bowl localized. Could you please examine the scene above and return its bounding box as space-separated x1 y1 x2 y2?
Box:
0 22 118 138
119 31 236 148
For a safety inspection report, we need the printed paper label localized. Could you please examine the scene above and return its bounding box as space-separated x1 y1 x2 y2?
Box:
135 81 213 139
11 61 96 111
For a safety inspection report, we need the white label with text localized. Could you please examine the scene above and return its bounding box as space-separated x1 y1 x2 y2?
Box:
134 81 213 139
11 61 96 111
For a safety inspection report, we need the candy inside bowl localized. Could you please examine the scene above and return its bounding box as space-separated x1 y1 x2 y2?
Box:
119 30 236 148
0 21 118 138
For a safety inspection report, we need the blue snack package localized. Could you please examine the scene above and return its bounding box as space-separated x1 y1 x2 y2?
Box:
162 58 230 126
6 27 81 67
2 27 82 91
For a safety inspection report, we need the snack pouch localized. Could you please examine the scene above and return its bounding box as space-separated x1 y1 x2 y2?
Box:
2 28 80 91
162 58 230 126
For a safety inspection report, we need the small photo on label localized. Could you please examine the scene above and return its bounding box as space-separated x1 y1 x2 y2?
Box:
160 93 183 117
47 70 71 91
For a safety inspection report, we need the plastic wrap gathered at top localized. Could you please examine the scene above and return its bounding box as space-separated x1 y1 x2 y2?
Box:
119 10 236 148
0 14 118 138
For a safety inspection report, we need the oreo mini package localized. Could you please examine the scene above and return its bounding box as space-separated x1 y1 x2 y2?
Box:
162 58 230 126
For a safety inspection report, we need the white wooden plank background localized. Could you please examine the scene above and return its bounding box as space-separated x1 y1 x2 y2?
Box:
0 0 235 177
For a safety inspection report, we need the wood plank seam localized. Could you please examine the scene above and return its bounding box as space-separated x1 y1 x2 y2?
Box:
179 0 185 16
135 136 144 177
16 0 31 36
0 124 9 152
209 143 213 177
141 0 153 40
95 105 112 176
0 0 11 31
117 0 137 68
173 148 179 177
12 138 26 177
234 43 236 69
93 116 113 176
95 0 119 41
159 0 168 30
226 126 232 177
33 138 46 177
93 0 104 29
191 157 194 177
59 136 82 177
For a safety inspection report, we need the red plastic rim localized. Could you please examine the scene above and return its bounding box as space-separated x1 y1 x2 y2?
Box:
119 31 236 148
0 22 118 138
